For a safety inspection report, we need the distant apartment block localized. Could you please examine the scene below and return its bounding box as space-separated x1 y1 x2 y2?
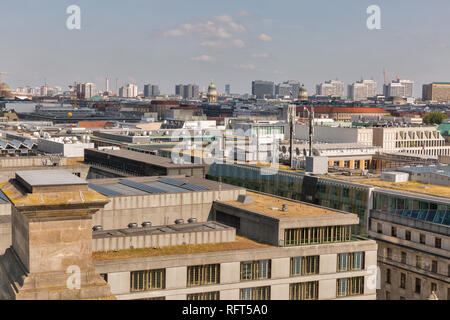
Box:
144 84 160 98
384 80 414 98
176 84 199 100
348 80 377 101
119 84 138 98
77 83 97 99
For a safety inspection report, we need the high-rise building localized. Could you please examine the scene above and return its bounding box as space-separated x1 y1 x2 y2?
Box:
76 83 97 99
384 80 414 98
225 84 230 95
252 80 275 99
144 84 160 98
316 80 345 97
422 82 450 102
175 84 199 100
348 80 377 101
119 84 138 98
275 80 301 99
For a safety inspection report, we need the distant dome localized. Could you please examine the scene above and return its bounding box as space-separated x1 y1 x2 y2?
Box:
298 83 308 101
0 83 10 89
207 81 218 102
208 82 216 90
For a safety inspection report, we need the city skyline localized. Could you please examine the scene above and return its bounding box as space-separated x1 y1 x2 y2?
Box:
1 0 450 96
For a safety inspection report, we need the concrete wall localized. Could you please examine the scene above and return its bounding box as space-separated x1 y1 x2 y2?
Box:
93 228 236 252
0 156 68 168
94 239 377 300
38 139 94 157
295 125 373 145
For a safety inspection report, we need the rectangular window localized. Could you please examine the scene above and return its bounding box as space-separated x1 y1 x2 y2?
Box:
420 234 426 244
284 225 352 246
435 238 441 249
187 264 220 287
431 283 437 293
400 296 406 300
400 273 406 289
240 260 271 281
377 223 382 234
187 291 220 300
401 252 407 264
336 277 364 297
131 269 165 292
290 281 319 300
290 256 319 276
431 260 438 273
344 160 350 168
415 278 421 294
386 248 392 260
391 226 397 237
405 231 411 241
385 291 390 300
240 286 270 300
337 252 365 272
100 273 108 282
386 269 391 284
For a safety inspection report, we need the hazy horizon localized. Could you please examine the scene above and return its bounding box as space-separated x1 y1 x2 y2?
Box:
1 0 450 97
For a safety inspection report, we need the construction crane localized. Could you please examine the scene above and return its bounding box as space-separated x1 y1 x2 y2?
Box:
0 72 11 98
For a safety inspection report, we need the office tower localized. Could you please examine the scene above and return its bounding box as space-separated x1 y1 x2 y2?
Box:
348 80 377 101
252 80 275 99
275 80 301 99
40 86 48 96
176 84 199 99
316 80 345 97
225 84 231 95
144 84 152 98
119 83 138 98
76 83 97 99
422 82 450 102
384 79 414 98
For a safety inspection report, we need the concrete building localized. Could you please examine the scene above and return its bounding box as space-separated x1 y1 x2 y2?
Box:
295 125 374 146
176 84 199 100
93 191 377 300
372 126 450 157
252 81 275 99
144 84 160 98
348 80 377 101
301 107 389 122
119 84 138 98
384 80 414 98
38 136 94 157
422 82 450 102
77 83 97 99
316 80 345 98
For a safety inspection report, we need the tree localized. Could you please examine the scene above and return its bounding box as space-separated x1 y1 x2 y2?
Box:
423 111 447 124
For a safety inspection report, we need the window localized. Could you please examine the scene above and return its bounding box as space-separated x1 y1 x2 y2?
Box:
431 260 438 273
420 234 426 244
431 283 437 293
435 238 441 249
337 252 365 272
284 225 352 246
448 264 450 277
400 296 406 300
448 288 450 300
391 226 397 237
364 160 370 170
240 260 271 281
416 255 422 268
290 281 319 300
415 278 421 294
386 269 391 284
187 291 220 300
131 269 165 292
400 273 406 289
333 161 339 167
385 291 390 300
138 296 166 300
344 160 350 168
336 277 364 297
290 256 319 276
240 286 270 300
386 248 392 260
187 264 220 287
401 252 407 264
377 223 382 234
355 160 361 169
405 230 411 241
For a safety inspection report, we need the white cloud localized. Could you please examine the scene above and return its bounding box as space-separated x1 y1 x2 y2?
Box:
251 53 269 58
201 40 225 48
258 33 272 42
191 55 215 62
237 10 251 17
232 39 245 48
236 64 257 70
215 14 233 23
164 29 184 37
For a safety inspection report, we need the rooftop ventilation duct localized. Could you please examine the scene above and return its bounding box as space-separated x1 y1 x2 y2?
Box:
128 222 138 228
188 218 197 224
92 225 103 231
141 222 152 228
175 219 185 224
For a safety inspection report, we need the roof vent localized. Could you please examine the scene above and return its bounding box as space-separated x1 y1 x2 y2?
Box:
188 218 197 223
237 194 254 204
175 219 185 224
282 204 288 212
141 222 152 228
128 222 138 228
92 225 103 231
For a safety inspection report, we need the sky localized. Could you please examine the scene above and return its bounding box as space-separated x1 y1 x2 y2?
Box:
1 0 450 96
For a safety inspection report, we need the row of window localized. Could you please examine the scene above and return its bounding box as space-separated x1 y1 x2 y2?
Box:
284 225 353 246
377 222 443 249
384 247 447 275
137 278 364 301
385 268 445 296
129 253 366 292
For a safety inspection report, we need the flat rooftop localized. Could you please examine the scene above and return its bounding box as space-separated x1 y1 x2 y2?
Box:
221 191 342 218
85 148 205 168
15 170 87 187
92 236 272 261
93 221 231 239
87 175 241 197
